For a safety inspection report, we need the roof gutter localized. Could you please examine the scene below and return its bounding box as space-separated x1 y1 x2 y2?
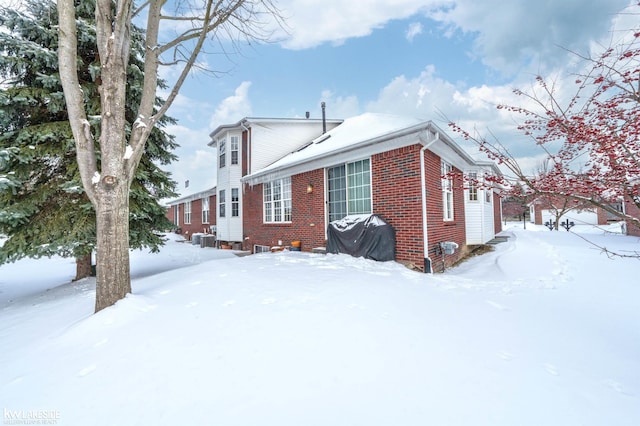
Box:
420 131 440 273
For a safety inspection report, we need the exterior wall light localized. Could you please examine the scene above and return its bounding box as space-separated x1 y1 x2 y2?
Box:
307 183 314 194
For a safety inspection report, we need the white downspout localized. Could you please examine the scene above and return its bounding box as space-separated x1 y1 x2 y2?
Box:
240 121 251 175
420 131 440 273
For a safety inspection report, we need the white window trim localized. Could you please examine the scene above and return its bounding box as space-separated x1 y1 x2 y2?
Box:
202 197 210 224
230 135 239 165
468 172 478 202
219 190 226 218
184 201 192 224
219 138 226 168
326 158 372 223
441 161 454 221
263 177 292 223
232 188 240 217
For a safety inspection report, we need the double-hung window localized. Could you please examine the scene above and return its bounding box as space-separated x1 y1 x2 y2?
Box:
327 159 371 222
232 188 239 217
202 197 210 223
230 136 239 165
263 177 291 223
441 161 454 221
468 172 478 201
184 201 192 224
219 139 226 168
219 190 226 218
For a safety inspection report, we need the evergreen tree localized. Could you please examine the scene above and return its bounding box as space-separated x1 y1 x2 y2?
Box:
0 0 178 279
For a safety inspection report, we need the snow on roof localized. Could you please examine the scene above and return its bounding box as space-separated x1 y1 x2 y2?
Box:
244 113 427 182
208 116 343 145
164 186 217 206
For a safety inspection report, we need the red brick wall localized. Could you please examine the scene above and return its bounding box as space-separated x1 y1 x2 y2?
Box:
419 149 467 272
243 146 468 272
371 145 424 267
596 207 609 225
625 197 640 237
164 195 217 239
243 170 327 251
165 205 176 227
493 192 503 233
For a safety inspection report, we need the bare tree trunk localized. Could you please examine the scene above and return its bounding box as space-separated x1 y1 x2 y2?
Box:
94 182 131 312
56 0 285 313
75 253 93 280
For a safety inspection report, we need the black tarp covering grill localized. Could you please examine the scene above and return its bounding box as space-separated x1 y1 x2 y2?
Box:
326 214 396 261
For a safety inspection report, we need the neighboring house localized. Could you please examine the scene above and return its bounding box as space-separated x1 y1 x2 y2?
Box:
528 195 608 227
623 196 640 237
208 116 342 245
164 186 217 239
237 113 502 272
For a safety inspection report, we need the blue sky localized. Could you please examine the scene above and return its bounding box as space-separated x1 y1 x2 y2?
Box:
160 0 633 195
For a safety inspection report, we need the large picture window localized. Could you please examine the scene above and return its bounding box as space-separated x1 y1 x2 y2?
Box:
263 178 291 223
327 159 371 222
441 161 454 221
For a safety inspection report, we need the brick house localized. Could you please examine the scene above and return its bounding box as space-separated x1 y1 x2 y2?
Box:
526 194 640 235
239 113 502 272
623 196 640 237
164 186 217 240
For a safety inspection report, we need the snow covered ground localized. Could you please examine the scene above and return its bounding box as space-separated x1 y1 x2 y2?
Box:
1 224 639 426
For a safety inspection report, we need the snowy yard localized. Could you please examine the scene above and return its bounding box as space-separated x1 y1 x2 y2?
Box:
1 224 639 425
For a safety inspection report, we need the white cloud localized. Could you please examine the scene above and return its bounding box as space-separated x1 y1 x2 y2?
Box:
167 149 217 197
209 81 253 129
363 64 554 162
428 0 629 75
319 90 361 119
405 22 423 42
275 0 437 49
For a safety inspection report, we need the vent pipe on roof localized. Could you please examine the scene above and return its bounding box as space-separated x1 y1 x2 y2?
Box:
321 102 326 134
305 111 310 119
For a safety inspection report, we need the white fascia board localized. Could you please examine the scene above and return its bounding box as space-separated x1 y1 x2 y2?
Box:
165 186 217 205
209 117 343 146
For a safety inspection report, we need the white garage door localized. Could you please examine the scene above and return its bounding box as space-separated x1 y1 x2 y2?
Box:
541 208 598 225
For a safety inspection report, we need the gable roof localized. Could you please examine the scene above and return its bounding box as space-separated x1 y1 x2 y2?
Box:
243 113 477 185
164 186 217 206
208 116 344 147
